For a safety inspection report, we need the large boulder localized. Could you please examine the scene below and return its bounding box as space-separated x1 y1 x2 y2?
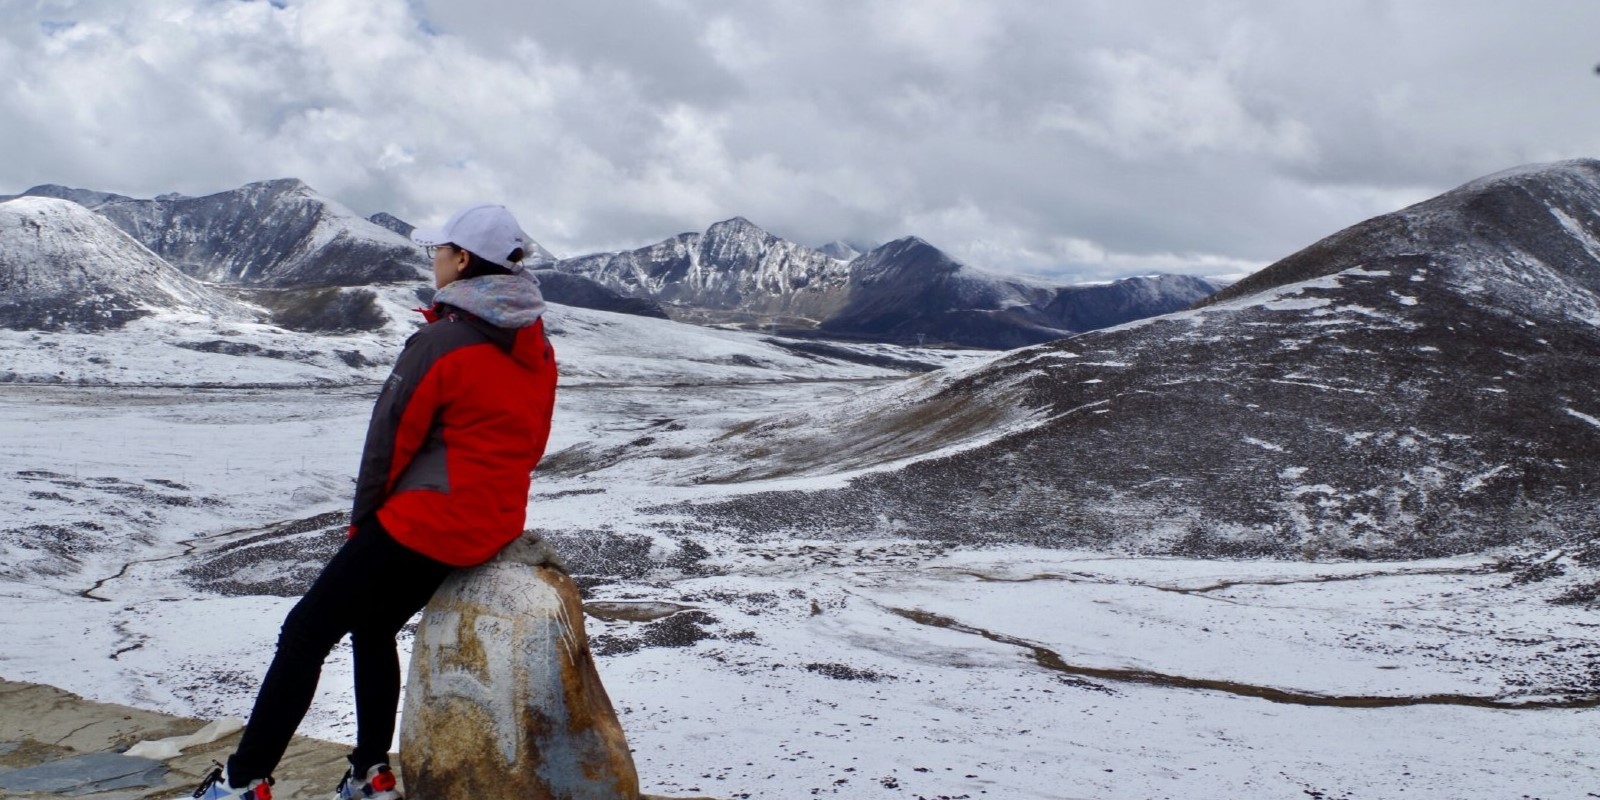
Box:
400 537 638 799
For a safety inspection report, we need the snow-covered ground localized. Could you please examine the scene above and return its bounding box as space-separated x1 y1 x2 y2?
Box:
2 341 1598 798
0 295 978 388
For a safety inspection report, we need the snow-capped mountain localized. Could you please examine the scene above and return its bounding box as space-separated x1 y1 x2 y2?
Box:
0 195 426 382
17 179 427 287
555 219 1220 348
556 216 854 328
0 197 249 330
591 159 1600 559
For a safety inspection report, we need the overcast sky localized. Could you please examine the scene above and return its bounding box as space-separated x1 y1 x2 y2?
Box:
3 0 1598 282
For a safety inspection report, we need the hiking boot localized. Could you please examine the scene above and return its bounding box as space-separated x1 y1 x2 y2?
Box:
190 761 273 800
335 763 402 800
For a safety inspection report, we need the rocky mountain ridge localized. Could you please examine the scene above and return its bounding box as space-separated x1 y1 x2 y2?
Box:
1 178 1218 347
2 181 1151 342
555 219 1221 349
1 181 666 332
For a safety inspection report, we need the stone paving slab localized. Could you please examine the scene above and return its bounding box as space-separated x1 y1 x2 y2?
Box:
0 679 716 799
0 753 165 796
0 679 356 799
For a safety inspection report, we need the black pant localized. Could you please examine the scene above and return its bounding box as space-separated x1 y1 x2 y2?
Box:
227 520 453 785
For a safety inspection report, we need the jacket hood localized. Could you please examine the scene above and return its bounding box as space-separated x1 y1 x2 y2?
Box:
431 272 546 329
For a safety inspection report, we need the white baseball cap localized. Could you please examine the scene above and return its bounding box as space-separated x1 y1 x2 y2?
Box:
411 203 531 271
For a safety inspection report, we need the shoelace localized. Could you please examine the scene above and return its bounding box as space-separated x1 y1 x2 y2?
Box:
192 762 225 799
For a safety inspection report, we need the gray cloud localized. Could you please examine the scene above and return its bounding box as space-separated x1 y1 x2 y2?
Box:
2 0 1597 283
415 0 744 105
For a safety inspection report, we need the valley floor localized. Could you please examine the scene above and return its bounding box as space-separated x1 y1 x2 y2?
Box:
1 383 1596 799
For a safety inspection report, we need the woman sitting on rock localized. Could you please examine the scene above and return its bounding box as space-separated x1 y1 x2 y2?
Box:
189 204 558 800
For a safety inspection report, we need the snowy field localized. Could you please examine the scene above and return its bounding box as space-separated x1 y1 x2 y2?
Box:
2 370 1599 799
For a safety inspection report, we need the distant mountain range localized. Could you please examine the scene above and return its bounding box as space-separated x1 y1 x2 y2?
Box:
0 181 662 332
595 159 1600 559
0 180 1212 347
553 217 1222 349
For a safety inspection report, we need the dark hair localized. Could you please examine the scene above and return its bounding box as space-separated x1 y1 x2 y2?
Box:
452 245 524 279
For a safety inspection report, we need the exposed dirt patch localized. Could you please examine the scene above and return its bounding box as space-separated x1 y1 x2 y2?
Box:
803 662 896 682
591 610 720 656
179 511 349 597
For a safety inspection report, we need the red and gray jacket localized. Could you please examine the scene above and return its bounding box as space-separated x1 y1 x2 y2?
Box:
350 272 557 567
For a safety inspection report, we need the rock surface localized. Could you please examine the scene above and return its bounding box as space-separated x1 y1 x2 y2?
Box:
0 752 167 795
401 536 639 800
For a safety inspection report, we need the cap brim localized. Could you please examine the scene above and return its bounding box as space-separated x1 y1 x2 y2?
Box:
410 226 450 246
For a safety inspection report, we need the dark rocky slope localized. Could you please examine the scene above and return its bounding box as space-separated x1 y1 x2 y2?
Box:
665 160 1600 559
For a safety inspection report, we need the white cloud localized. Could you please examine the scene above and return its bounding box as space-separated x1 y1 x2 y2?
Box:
868 0 1003 73
1037 48 1317 163
904 201 1264 283
701 15 769 73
